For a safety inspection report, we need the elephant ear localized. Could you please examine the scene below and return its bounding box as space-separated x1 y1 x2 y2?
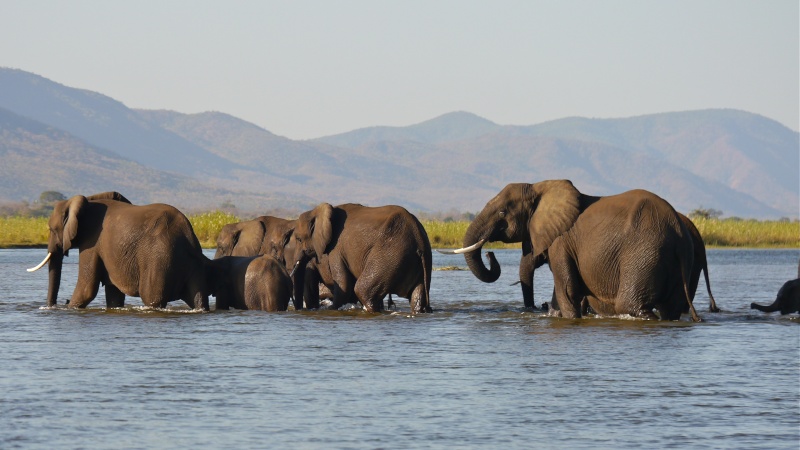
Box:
63 195 87 253
228 228 243 254
280 227 294 249
86 191 132 204
529 180 581 257
310 203 333 257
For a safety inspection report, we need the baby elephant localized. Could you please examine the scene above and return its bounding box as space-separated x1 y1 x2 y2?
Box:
210 255 292 311
751 260 800 315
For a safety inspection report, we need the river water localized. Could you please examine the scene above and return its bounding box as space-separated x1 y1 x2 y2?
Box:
0 248 797 449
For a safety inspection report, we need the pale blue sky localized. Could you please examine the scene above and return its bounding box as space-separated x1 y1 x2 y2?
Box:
2 0 797 139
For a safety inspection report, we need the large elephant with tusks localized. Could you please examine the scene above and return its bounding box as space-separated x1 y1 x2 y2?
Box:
27 192 210 310
447 180 702 321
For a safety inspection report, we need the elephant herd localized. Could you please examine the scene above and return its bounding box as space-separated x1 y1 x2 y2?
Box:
27 181 799 319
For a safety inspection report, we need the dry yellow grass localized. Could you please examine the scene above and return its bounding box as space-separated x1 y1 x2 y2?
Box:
0 216 49 247
1 214 796 249
690 217 799 248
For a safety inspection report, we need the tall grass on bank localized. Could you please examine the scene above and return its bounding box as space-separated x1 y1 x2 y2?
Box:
0 216 49 247
1 214 797 249
189 211 239 248
691 217 799 248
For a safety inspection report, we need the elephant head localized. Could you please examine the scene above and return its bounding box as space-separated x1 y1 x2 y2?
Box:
453 180 581 283
291 203 333 267
28 192 131 306
214 221 267 258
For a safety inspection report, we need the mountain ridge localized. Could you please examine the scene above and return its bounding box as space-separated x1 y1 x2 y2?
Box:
0 68 796 219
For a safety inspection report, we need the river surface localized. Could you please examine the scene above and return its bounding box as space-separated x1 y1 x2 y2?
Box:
0 248 798 449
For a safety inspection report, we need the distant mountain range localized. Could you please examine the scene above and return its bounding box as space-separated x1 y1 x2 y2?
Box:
0 67 797 218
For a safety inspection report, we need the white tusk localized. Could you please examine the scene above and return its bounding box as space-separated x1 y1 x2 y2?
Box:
27 252 52 272
289 260 301 278
435 239 486 255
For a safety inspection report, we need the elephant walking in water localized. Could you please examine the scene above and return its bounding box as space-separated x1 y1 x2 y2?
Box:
27 192 210 310
447 180 702 321
213 215 330 310
289 203 432 313
751 259 800 315
513 212 720 314
209 255 293 312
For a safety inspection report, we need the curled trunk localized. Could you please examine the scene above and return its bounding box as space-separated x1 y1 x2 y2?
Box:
463 220 501 283
750 300 780 313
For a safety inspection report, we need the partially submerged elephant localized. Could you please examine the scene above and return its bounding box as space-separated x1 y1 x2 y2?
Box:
27 192 210 310
751 259 800 315
513 212 720 314
448 180 702 321
290 203 432 313
209 255 292 312
213 215 329 310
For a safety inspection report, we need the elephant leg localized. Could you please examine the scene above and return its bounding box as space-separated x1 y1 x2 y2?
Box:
330 270 356 310
105 283 125 308
519 242 536 309
354 276 385 313
303 268 321 310
68 255 102 308
548 250 582 318
409 284 432 313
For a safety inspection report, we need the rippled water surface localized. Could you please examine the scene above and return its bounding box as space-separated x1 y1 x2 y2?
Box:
1 248 798 449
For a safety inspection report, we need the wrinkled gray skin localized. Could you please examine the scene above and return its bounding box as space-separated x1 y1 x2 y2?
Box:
537 213 720 315
751 259 800 314
209 255 292 311
290 203 432 313
32 192 210 310
462 180 701 321
214 216 327 310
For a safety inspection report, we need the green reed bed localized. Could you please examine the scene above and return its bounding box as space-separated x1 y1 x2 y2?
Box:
188 211 239 248
0 216 49 248
691 217 799 248
1 214 797 249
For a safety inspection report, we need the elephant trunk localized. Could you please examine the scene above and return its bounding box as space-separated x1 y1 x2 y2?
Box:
290 261 305 310
46 252 63 307
750 300 779 313
463 219 501 283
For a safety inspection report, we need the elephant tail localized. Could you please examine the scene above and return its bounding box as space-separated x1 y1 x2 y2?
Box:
677 247 702 323
702 264 721 312
419 248 432 313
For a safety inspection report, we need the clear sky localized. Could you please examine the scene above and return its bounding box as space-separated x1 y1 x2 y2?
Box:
2 0 797 139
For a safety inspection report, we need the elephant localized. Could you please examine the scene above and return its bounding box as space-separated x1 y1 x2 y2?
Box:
447 180 701 321
679 213 721 313
214 215 328 310
214 216 295 259
289 203 432 313
526 213 720 314
27 192 210 310
750 259 800 315
208 255 292 311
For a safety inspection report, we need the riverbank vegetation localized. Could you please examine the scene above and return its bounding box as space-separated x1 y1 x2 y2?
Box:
0 212 797 249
